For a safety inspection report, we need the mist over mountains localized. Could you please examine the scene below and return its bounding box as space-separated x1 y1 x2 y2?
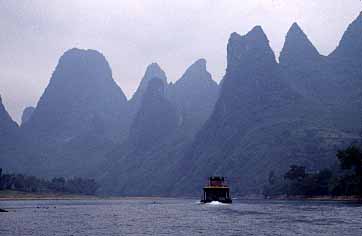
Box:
0 14 361 196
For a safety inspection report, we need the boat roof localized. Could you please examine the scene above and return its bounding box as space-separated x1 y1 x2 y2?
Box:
203 186 230 189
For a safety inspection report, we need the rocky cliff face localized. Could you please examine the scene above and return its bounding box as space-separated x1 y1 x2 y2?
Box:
168 59 219 138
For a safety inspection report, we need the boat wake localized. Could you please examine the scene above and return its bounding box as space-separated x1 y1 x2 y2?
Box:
206 201 228 206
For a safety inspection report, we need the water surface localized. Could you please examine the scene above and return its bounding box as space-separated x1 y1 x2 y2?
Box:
1 199 361 236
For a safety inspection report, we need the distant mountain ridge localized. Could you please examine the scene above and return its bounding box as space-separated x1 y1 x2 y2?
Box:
98 59 220 195
172 16 361 194
17 48 130 177
22 48 128 143
1 13 361 196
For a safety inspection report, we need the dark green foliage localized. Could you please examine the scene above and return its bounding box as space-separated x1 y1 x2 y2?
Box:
263 145 362 197
284 165 306 181
268 171 276 185
50 177 66 192
64 177 98 195
0 168 98 195
264 167 335 197
335 145 362 196
337 145 362 175
263 172 287 197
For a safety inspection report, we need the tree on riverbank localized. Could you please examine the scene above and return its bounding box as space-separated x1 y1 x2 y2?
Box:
0 169 99 195
263 145 362 198
332 146 362 196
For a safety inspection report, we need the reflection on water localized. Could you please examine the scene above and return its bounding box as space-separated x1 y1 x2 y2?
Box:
0 199 361 236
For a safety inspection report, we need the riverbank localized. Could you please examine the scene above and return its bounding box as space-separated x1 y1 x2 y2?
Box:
0 190 175 201
0 190 100 201
2 190 361 202
266 195 362 202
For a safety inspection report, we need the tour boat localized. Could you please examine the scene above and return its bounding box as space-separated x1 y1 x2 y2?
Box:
201 176 232 204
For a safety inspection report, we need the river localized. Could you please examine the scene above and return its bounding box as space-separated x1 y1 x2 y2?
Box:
0 199 361 235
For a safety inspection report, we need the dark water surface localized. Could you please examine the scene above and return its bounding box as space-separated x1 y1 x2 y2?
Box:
0 199 361 236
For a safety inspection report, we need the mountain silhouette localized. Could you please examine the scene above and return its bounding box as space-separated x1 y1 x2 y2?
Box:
1 15 361 196
172 25 355 194
20 48 129 176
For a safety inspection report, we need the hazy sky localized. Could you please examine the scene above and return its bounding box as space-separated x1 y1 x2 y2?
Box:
1 0 361 122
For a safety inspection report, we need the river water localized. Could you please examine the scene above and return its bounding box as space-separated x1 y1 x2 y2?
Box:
0 199 361 236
